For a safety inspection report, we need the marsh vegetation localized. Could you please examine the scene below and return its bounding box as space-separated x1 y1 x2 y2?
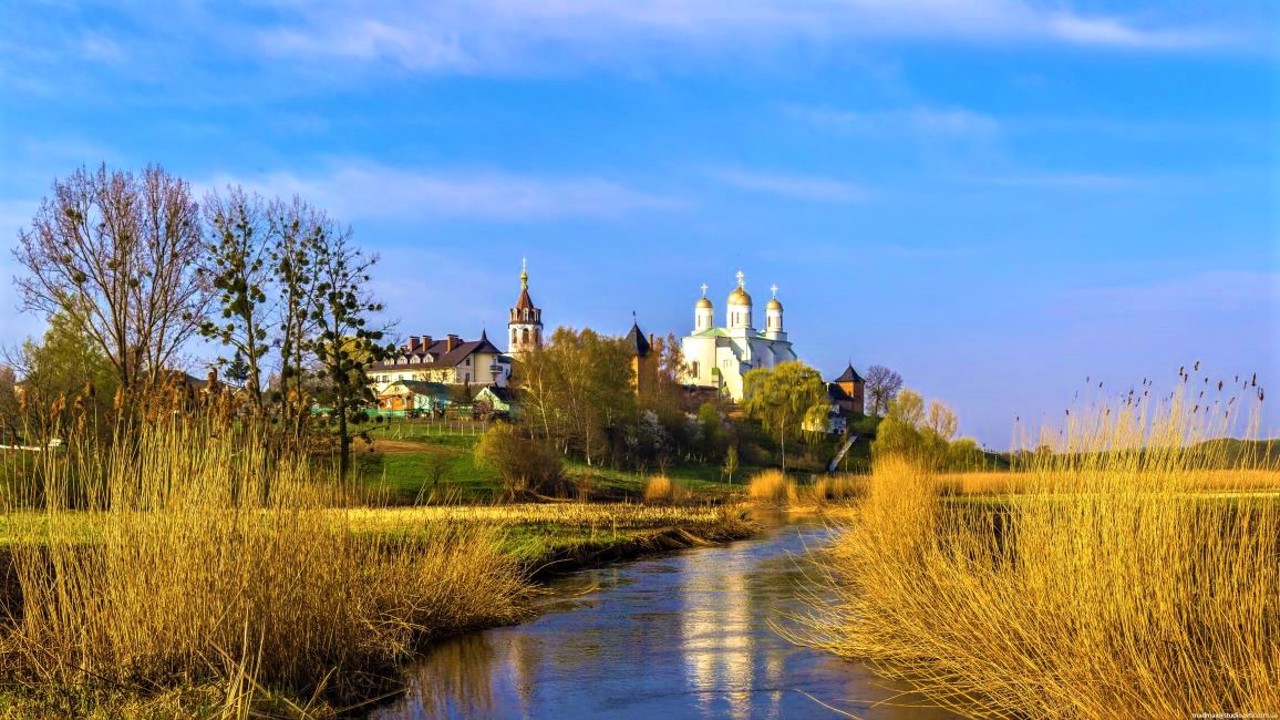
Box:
801 390 1280 718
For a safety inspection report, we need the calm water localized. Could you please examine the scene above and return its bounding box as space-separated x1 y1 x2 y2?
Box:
371 519 956 719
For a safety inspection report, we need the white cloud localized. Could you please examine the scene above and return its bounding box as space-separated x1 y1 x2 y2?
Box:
247 0 1235 73
199 162 686 221
705 168 868 203
1046 13 1222 50
788 105 1001 136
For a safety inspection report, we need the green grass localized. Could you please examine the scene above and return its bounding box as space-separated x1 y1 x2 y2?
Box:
356 420 761 502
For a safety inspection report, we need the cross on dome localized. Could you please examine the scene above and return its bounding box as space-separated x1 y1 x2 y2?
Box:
735 270 745 288
771 284 779 298
700 283 708 297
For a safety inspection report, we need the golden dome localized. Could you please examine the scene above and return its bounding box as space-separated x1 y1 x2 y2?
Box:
727 287 752 306
696 296 713 309
766 297 783 311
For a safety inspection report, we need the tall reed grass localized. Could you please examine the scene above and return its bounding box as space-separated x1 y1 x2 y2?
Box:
643 475 690 503
803 390 1280 718
0 415 529 712
746 469 798 504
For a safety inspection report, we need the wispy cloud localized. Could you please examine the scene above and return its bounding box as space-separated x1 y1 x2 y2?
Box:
235 1 1240 74
199 162 686 221
705 168 868 204
962 172 1143 190
788 104 1001 136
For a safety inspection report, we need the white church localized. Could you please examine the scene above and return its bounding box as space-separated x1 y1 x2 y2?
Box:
680 271 798 401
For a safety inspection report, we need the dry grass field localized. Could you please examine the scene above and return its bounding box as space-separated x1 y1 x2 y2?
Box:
801 397 1280 719
0 418 743 718
940 468 1280 496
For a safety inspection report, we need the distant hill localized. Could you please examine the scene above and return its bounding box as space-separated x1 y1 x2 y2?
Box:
980 438 1279 472
1189 438 1280 470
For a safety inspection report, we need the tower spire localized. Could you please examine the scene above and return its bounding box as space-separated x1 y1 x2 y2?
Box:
520 257 528 289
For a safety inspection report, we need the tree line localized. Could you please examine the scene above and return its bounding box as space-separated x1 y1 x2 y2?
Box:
4 164 389 476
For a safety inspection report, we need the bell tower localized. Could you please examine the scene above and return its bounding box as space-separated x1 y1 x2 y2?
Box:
508 259 543 357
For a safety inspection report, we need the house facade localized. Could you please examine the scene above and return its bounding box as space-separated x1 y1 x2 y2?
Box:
368 331 510 395
376 380 450 414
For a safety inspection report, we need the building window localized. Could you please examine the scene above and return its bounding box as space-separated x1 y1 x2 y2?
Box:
522 328 530 344
691 361 700 376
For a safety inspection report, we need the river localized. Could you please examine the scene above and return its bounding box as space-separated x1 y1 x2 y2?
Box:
371 517 956 719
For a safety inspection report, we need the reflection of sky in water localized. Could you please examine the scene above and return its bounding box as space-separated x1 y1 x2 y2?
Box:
372 523 959 720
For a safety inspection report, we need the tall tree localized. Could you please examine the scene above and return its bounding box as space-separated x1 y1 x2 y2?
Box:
872 389 964 470
864 364 904 416
12 165 208 407
0 365 20 443
742 361 827 473
307 220 389 478
198 187 273 412
12 311 119 440
270 197 323 440
513 327 634 466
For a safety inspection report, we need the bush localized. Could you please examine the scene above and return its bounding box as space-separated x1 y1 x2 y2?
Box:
746 469 797 504
474 424 566 498
643 475 690 503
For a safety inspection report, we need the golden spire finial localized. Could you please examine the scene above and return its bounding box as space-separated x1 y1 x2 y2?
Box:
520 258 528 289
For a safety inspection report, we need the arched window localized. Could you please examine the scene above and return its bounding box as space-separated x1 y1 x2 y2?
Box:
522 328 530 344
691 361 700 377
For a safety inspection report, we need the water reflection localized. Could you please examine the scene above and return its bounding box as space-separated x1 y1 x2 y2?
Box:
372 523 957 719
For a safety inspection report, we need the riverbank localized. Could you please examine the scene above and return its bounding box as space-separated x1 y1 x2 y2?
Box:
0 502 757 719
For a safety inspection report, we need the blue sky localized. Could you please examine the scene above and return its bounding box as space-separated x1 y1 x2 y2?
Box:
1 0 1277 446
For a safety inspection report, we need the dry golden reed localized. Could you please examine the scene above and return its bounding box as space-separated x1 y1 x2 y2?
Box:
643 475 690 503
746 469 798 504
0 416 530 709
803 389 1280 718
809 475 866 504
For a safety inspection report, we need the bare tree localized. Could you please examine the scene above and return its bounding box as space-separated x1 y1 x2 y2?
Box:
864 364 904 417
13 165 208 405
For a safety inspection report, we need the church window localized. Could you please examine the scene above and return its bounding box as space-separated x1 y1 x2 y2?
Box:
522 328 530 344
691 361 700 376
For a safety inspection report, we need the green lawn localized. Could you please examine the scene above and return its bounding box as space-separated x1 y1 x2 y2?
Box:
357 420 758 502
